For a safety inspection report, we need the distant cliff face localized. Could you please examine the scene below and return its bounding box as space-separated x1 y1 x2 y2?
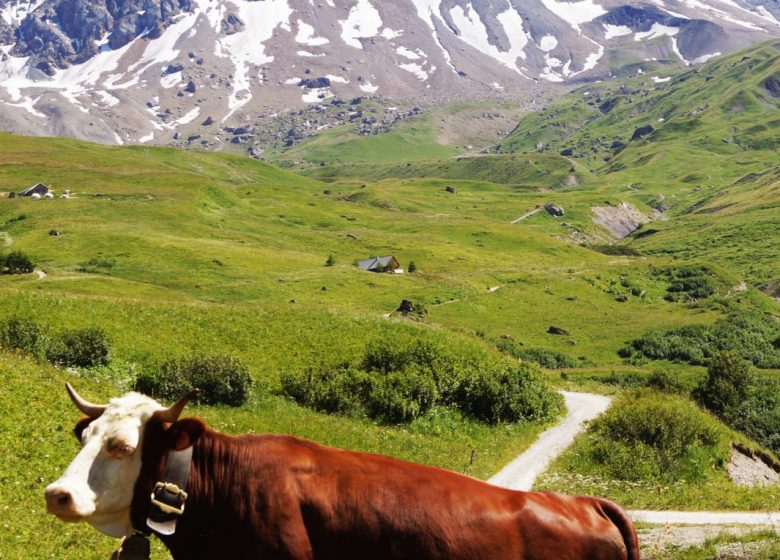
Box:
7 0 192 74
0 0 778 145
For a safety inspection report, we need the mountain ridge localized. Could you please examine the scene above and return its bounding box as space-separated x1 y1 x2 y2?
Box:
1 0 780 147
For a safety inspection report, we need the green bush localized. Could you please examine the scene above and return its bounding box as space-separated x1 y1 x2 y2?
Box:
1 250 35 274
280 364 373 417
0 316 48 358
454 362 563 424
136 354 252 406
694 352 755 418
646 368 685 393
587 392 722 482
282 336 562 425
366 367 438 423
658 265 718 302
693 352 780 456
515 347 578 369
622 311 779 368
46 327 111 368
731 378 780 456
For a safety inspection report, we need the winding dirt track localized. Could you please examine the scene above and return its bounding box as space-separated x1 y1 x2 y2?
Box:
488 391 780 526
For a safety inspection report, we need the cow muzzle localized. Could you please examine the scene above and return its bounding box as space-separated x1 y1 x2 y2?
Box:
44 484 95 520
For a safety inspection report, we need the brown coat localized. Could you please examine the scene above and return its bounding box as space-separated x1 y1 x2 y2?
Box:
131 418 639 560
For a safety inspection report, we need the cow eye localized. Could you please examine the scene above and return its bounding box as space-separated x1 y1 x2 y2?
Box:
105 438 135 458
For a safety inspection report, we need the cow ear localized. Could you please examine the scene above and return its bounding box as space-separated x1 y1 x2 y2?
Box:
167 418 206 451
73 416 93 442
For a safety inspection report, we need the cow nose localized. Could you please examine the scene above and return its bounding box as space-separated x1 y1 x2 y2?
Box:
45 487 74 514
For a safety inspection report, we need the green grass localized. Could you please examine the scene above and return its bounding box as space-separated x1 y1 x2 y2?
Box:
1 41 780 557
534 391 780 511
272 113 458 166
641 530 780 560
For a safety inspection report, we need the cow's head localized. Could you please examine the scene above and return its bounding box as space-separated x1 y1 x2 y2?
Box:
45 384 200 538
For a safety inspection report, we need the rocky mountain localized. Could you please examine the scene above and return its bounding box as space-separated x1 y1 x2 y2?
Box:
0 0 779 146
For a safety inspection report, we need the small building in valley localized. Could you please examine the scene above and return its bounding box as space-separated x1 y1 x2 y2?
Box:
18 183 51 198
357 255 404 274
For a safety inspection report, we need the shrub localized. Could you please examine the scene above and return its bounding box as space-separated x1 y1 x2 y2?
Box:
694 351 755 418
515 347 578 369
622 311 779 368
47 327 111 367
137 355 252 406
280 364 373 417
588 392 722 482
365 367 438 423
282 336 562 425
1 250 34 274
453 362 563 424
659 265 718 302
646 368 685 393
0 316 48 358
731 378 780 456
325 254 335 266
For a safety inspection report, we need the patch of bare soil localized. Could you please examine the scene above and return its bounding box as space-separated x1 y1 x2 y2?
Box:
591 201 652 238
727 448 780 488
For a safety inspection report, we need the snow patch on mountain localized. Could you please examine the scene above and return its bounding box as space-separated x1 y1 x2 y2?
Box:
396 45 424 59
176 106 200 125
217 0 293 121
539 34 558 52
1 0 45 27
449 3 528 75
677 0 764 30
635 22 679 40
408 0 456 72
399 61 428 80
603 23 632 39
755 5 780 24
302 87 333 102
296 20 329 46
538 0 606 31
339 0 383 49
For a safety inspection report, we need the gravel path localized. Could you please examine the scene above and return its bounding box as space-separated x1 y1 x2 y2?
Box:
488 391 780 527
631 511 780 526
488 391 612 491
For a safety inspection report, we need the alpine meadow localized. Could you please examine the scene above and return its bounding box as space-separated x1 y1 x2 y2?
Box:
1 3 780 559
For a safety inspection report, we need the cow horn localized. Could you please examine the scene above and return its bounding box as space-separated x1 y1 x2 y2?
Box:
153 388 199 423
65 382 107 418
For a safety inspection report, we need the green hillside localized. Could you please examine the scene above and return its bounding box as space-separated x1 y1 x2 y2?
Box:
1 42 780 560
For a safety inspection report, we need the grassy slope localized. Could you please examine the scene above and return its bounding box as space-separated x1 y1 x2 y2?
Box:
497 42 780 286
0 131 732 365
1 44 779 557
271 112 458 166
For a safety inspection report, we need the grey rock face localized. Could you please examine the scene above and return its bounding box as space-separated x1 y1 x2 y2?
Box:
10 0 192 73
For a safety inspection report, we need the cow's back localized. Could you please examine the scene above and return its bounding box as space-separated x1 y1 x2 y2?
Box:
273 437 632 560
154 432 635 560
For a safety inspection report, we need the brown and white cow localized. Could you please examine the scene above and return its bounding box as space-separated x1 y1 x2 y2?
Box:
46 384 640 560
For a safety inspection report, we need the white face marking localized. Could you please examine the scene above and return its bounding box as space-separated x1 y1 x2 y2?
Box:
46 393 165 537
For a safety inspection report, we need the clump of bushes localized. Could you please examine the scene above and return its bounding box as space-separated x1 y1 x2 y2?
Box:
0 316 110 367
517 347 578 369
654 265 719 302
136 354 252 406
620 310 779 368
586 391 723 482
47 327 111 368
0 250 35 274
281 337 562 425
694 352 780 456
